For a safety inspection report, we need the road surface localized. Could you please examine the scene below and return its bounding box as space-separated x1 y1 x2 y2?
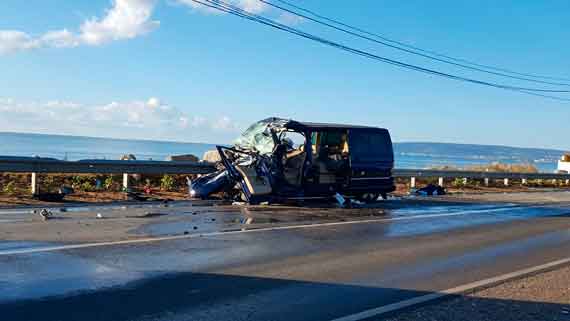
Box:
0 194 569 320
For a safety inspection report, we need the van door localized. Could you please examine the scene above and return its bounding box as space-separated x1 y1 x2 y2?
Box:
217 146 272 202
347 129 395 191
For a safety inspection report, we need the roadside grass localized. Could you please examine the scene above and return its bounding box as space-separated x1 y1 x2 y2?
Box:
0 173 195 199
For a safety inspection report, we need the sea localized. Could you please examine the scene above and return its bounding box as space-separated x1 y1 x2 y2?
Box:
0 132 560 173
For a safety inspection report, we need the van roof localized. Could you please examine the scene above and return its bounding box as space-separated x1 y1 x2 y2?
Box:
260 117 387 131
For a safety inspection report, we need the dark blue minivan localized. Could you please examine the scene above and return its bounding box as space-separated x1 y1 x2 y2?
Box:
214 118 395 203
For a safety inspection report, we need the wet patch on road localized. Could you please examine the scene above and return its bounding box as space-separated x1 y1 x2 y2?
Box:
386 205 569 237
0 247 148 303
131 202 569 239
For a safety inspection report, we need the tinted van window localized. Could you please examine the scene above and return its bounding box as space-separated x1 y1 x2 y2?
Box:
349 129 394 163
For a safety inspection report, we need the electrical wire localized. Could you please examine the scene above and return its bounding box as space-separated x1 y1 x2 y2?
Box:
268 0 570 83
259 0 570 87
188 0 570 101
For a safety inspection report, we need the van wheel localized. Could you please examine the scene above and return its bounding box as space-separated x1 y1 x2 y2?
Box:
357 193 380 203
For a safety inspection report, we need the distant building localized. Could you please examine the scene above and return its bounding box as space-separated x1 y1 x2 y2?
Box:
558 154 570 173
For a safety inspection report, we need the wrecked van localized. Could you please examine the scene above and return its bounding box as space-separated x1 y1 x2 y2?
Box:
191 117 395 204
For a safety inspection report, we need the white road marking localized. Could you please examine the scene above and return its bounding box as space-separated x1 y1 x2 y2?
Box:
0 206 526 256
330 257 570 321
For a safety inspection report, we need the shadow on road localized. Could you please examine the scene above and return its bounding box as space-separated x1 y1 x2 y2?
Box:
1 271 567 321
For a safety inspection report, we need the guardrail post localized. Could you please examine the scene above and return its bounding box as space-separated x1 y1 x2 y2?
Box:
122 173 129 190
504 178 509 186
522 178 528 185
566 179 570 185
410 177 416 188
31 172 39 195
552 179 557 186
438 177 444 186
484 178 490 187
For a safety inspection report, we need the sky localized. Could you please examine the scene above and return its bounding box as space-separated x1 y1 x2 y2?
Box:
1 0 569 150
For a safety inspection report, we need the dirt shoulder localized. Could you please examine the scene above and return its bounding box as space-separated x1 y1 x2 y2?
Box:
0 172 193 208
0 191 191 209
386 265 570 321
2 187 569 209
433 190 570 205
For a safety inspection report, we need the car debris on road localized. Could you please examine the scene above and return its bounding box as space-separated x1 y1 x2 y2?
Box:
414 184 446 196
38 209 54 220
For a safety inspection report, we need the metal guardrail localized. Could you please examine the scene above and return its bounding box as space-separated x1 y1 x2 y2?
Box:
393 168 570 180
0 157 216 174
1 156 569 179
1 157 569 193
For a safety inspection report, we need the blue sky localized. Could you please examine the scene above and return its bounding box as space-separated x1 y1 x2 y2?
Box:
1 0 569 150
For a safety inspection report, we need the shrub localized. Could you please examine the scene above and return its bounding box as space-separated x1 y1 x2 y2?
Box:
70 175 96 192
104 176 115 191
71 175 84 189
452 178 466 187
160 174 175 191
2 181 16 194
43 175 56 190
80 181 94 192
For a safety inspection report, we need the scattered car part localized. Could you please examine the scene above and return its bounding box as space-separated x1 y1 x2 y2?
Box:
415 184 446 196
334 193 346 206
38 209 53 220
59 186 74 195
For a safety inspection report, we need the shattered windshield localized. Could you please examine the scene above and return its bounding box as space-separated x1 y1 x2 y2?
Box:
234 118 289 155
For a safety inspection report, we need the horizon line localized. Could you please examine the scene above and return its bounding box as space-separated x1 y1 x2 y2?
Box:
0 130 567 153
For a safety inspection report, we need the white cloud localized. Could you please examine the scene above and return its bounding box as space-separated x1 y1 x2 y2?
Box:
79 0 159 45
212 115 239 131
0 0 159 55
0 30 41 54
1 0 304 55
40 29 81 48
147 97 162 108
0 97 241 142
177 0 305 26
276 12 304 26
177 0 267 14
236 0 267 14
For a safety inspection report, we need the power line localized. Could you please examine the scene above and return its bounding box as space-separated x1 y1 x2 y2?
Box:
268 0 570 83
188 0 570 101
259 0 570 87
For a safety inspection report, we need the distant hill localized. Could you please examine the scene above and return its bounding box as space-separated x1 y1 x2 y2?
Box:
393 142 566 163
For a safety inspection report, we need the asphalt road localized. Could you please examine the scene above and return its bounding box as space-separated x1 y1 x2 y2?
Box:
0 199 569 321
